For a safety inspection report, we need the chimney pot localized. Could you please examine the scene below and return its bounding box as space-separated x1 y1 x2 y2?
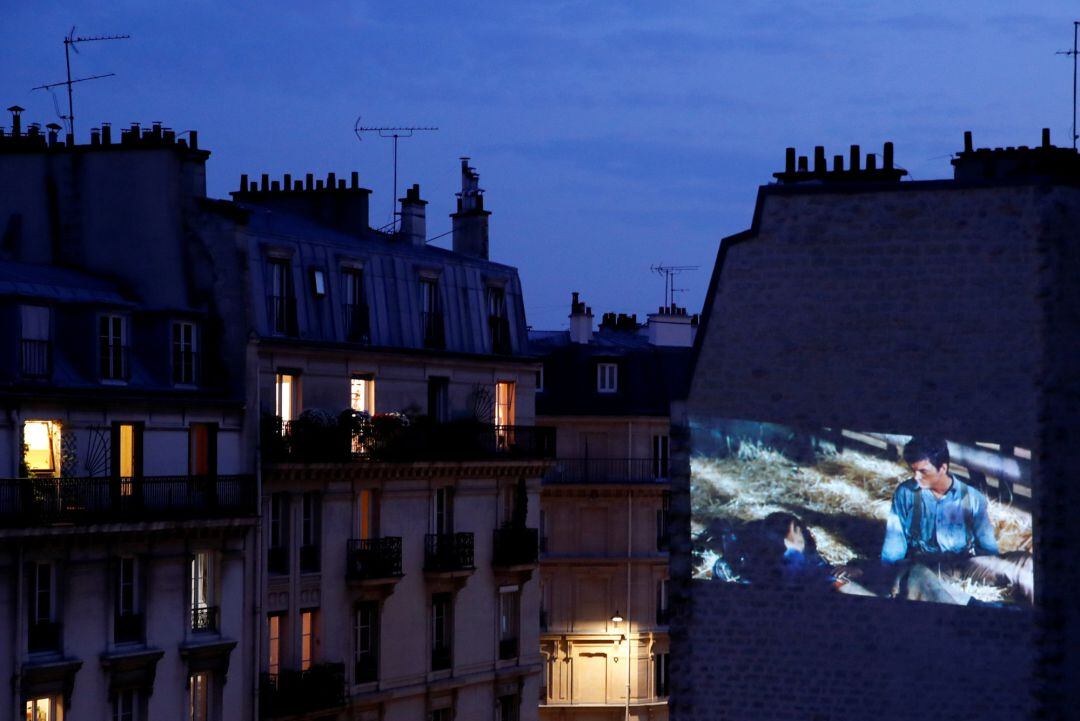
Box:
797 155 808 172
351 171 359 189
1042 128 1051 148
883 142 894 170
240 174 249 192
338 179 346 189
785 147 796 173
283 173 292 190
866 153 877 171
305 173 314 190
850 144 861 171
189 130 198 149
814 146 826 174
963 131 973 153
327 172 336 188
261 173 270 192
833 155 843 172
102 123 112 145
90 127 101 146
294 180 302 190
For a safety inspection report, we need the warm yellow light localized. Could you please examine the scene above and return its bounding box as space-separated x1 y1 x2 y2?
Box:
23 421 59 474
610 610 624 623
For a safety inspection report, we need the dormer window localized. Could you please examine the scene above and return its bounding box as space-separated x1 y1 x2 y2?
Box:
172 321 198 385
597 362 617 393
268 259 297 336
311 269 326 298
487 286 510 355
342 268 369 343
99 314 129 381
20 305 51 379
420 278 445 350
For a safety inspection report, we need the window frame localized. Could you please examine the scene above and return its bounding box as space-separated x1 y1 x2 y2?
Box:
99 313 130 382
171 320 198 386
355 601 380 683
597 362 618 393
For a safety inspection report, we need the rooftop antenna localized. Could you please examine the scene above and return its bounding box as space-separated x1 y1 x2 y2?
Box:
354 116 438 231
32 27 130 139
1056 21 1080 150
650 264 698 308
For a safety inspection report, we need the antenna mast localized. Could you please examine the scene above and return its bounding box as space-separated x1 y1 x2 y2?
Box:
32 27 130 139
1056 21 1080 150
650 264 699 308
354 116 438 231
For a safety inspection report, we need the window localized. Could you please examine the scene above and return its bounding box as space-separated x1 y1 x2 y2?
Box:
300 610 317 671
429 710 451 721
487 286 510 354
267 614 283 679
652 434 670 480
269 493 289 575
301 493 321 573
310 268 326 297
268 259 297 336
356 490 377 540
190 551 215 632
597 362 617 393
20 305 51 378
189 671 210 721
657 491 671 552
498 587 520 660
342 268 369 342
350 375 374 415
433 487 454 536
497 694 519 721
99 314 129 381
420 278 444 349
116 557 143 643
111 422 143 480
431 593 452 671
495 381 515 449
172 321 198 385
275 373 300 422
112 689 140 721
655 652 670 697
28 562 58 653
23 420 61 477
189 423 218 476
25 696 63 721
535 366 544 393
656 578 669 626
428 376 449 423
355 601 379 683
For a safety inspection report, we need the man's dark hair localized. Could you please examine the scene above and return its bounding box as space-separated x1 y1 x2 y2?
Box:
902 437 950 470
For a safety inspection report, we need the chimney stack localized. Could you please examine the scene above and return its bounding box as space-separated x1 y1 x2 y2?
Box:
102 123 112 145
46 123 61 146
451 157 491 259
883 141 894 170
964 131 974 153
7 106 23 137
1042 128 1051 148
568 292 594 344
399 183 428 247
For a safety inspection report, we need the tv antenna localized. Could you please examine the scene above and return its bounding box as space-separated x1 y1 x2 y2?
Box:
651 264 698 308
32 27 130 139
1056 21 1080 150
354 116 438 231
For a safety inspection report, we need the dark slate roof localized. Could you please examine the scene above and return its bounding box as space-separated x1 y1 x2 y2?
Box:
530 328 692 416
0 261 132 305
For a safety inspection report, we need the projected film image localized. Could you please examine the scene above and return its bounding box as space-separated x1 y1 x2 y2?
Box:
691 419 1033 607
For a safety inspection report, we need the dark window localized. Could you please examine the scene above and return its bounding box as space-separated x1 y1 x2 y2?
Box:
355 601 379 683
655 652 670 697
99 314 129 380
171 321 198 385
420 279 444 349
20 305 51 379
498 589 520 660
115 557 143 644
189 423 218 476
300 492 321 573
652 435 670 480
498 694 519 721
431 593 452 670
428 376 450 423
112 688 140 721
657 491 670 552
487 287 510 354
433 487 454 535
268 260 297 336
269 493 289 575
342 269 369 342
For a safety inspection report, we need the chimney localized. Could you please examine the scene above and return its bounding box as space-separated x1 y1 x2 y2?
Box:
399 183 428 246
785 147 796 174
964 131 974 153
451 157 491 259
569 292 594 344
102 122 112 145
7 106 24 137
813 146 826 174
647 304 696 347
883 141 894 170
1042 128 1051 149
850 144 861 171
46 123 61 146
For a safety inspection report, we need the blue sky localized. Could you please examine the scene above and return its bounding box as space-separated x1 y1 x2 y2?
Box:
2 2 1075 328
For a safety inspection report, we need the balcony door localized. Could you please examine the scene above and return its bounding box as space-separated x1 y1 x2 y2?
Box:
111 423 144 500
432 487 454 536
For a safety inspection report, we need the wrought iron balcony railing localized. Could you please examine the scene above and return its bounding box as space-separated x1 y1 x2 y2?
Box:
260 663 346 718
115 612 145 644
191 605 218 633
0 474 257 527
263 416 556 464
28 620 61 653
424 533 475 573
346 537 403 581
543 457 668 484
492 526 539 567
20 339 51 379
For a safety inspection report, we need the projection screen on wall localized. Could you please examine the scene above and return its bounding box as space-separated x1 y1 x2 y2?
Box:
690 419 1033 608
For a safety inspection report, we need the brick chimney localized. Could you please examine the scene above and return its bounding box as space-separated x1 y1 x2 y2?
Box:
569 292 594 344
399 183 427 247
451 158 490 259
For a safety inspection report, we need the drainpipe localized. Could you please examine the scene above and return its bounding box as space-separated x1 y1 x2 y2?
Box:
625 488 632 721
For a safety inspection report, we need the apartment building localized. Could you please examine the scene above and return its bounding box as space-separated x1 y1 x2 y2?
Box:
0 110 258 720
224 161 551 720
531 296 694 721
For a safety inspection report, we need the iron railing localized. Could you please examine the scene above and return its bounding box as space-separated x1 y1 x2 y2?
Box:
115 612 145 644
191 605 218 633
421 310 445 349
424 533 474 573
28 620 61 653
492 526 539 567
346 537 403 580
489 315 512 355
263 416 555 463
0 475 256 528
260 663 346 718
343 302 370 343
544 458 667 484
20 339 51 379
268 294 298 336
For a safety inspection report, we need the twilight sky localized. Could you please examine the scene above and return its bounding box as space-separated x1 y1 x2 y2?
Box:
2 2 1076 329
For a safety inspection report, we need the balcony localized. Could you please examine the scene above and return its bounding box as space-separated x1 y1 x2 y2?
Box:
27 620 61 653
544 458 668 485
431 644 451 671
492 526 539 568
20 339 51 379
354 654 378 684
0 475 257 528
115 612 145 644
499 637 519 661
421 310 445 349
346 537 403 582
489 315 512 355
191 605 219 633
343 302 370 343
263 416 556 464
260 663 346 718
267 294 298 337
424 533 475 574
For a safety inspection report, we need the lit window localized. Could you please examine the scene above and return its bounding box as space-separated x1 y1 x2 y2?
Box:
25 696 63 721
190 551 215 632
172 322 197 385
113 422 140 481
275 373 300 422
311 269 326 297
23 421 61 477
99 314 128 381
357 490 376 540
301 610 316 670
189 423 217 476
189 671 210 721
495 382 515 449
597 363 617 393
267 614 283 678
350 376 374 415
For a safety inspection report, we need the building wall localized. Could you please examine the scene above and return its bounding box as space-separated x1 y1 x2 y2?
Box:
672 182 1065 721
